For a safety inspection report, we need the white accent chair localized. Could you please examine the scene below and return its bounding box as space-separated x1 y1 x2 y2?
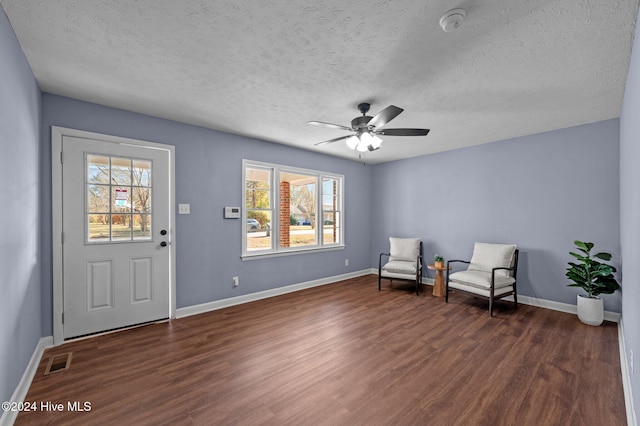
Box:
378 237 423 295
445 242 519 316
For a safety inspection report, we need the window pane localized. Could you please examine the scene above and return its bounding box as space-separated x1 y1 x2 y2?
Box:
132 160 152 187
246 211 272 251
133 214 151 240
133 187 151 213
323 178 338 208
111 157 132 185
111 214 132 240
246 168 271 209
88 214 110 241
88 184 110 213
323 211 340 244
322 177 340 244
87 155 110 184
282 172 317 248
112 187 131 213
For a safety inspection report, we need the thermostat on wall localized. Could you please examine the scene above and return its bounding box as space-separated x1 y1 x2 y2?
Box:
224 207 241 219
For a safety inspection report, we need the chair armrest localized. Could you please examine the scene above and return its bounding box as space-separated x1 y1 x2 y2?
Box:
491 266 516 280
379 252 390 271
446 259 469 281
492 266 515 272
447 259 470 266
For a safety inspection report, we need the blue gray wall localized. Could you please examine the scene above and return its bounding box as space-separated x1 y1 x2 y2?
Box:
620 4 640 420
40 94 373 333
0 10 42 404
371 119 621 312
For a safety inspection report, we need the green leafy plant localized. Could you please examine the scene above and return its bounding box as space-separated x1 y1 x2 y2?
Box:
434 254 443 262
566 240 620 298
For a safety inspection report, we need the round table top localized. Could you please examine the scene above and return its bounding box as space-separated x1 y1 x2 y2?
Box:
427 263 452 271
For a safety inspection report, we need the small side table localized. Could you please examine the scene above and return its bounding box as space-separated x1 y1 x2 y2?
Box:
427 263 451 297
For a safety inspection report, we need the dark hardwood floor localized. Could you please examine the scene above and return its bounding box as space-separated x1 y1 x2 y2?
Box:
17 275 626 425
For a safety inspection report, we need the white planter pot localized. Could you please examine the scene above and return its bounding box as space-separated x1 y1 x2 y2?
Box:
577 294 604 326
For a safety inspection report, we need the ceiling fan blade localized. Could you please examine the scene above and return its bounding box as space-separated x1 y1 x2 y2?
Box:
379 128 430 136
314 135 353 146
308 121 353 132
368 105 404 129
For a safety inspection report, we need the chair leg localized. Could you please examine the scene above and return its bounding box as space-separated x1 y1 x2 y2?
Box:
489 286 495 317
378 275 381 291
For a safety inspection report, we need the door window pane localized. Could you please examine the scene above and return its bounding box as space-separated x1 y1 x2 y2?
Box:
133 214 151 240
111 157 132 185
111 214 132 240
88 214 110 241
87 155 110 184
133 160 152 187
133 187 151 213
88 184 109 213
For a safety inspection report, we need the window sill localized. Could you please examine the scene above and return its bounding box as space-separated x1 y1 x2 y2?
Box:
241 244 345 261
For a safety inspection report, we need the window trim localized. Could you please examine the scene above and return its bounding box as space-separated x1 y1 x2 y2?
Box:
242 159 345 259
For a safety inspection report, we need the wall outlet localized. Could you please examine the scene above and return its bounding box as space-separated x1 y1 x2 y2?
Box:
232 276 239 287
345 259 349 266
631 350 634 374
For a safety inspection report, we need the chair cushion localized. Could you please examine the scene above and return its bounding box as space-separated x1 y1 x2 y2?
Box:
382 260 418 275
446 280 515 298
389 237 420 262
449 270 515 289
468 242 516 277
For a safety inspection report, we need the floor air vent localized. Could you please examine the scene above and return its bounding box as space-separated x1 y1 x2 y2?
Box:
44 352 72 375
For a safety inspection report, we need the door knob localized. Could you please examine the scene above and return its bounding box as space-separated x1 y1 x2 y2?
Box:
160 241 167 247
160 229 167 235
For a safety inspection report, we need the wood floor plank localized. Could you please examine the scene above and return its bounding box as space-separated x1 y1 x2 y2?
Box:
16 275 626 425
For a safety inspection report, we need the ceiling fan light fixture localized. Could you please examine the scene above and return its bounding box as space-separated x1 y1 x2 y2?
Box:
355 131 379 152
370 134 383 149
346 134 359 149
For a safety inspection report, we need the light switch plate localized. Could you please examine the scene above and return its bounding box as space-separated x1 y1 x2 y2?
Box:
178 204 190 214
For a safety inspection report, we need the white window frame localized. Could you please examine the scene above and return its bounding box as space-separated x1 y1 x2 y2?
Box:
242 159 345 259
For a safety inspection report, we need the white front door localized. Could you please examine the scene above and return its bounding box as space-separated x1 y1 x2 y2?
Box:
61 135 171 339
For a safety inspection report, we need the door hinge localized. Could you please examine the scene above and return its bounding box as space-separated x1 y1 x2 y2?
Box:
61 232 64 244
62 312 64 324
60 151 63 164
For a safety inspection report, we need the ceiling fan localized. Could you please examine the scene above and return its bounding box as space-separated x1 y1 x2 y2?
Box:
308 103 430 152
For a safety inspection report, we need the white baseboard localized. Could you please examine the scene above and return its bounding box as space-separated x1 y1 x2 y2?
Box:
176 269 372 318
501 294 621 323
1 336 53 426
619 320 637 426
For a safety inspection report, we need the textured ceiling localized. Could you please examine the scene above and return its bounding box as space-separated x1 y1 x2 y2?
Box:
1 0 638 164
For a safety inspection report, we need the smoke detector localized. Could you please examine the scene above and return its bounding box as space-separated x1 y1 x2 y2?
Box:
439 8 466 32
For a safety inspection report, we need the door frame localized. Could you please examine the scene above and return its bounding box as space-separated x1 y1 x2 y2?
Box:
51 126 176 345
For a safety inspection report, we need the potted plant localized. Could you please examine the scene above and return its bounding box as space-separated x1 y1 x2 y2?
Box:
566 240 620 326
434 254 444 268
